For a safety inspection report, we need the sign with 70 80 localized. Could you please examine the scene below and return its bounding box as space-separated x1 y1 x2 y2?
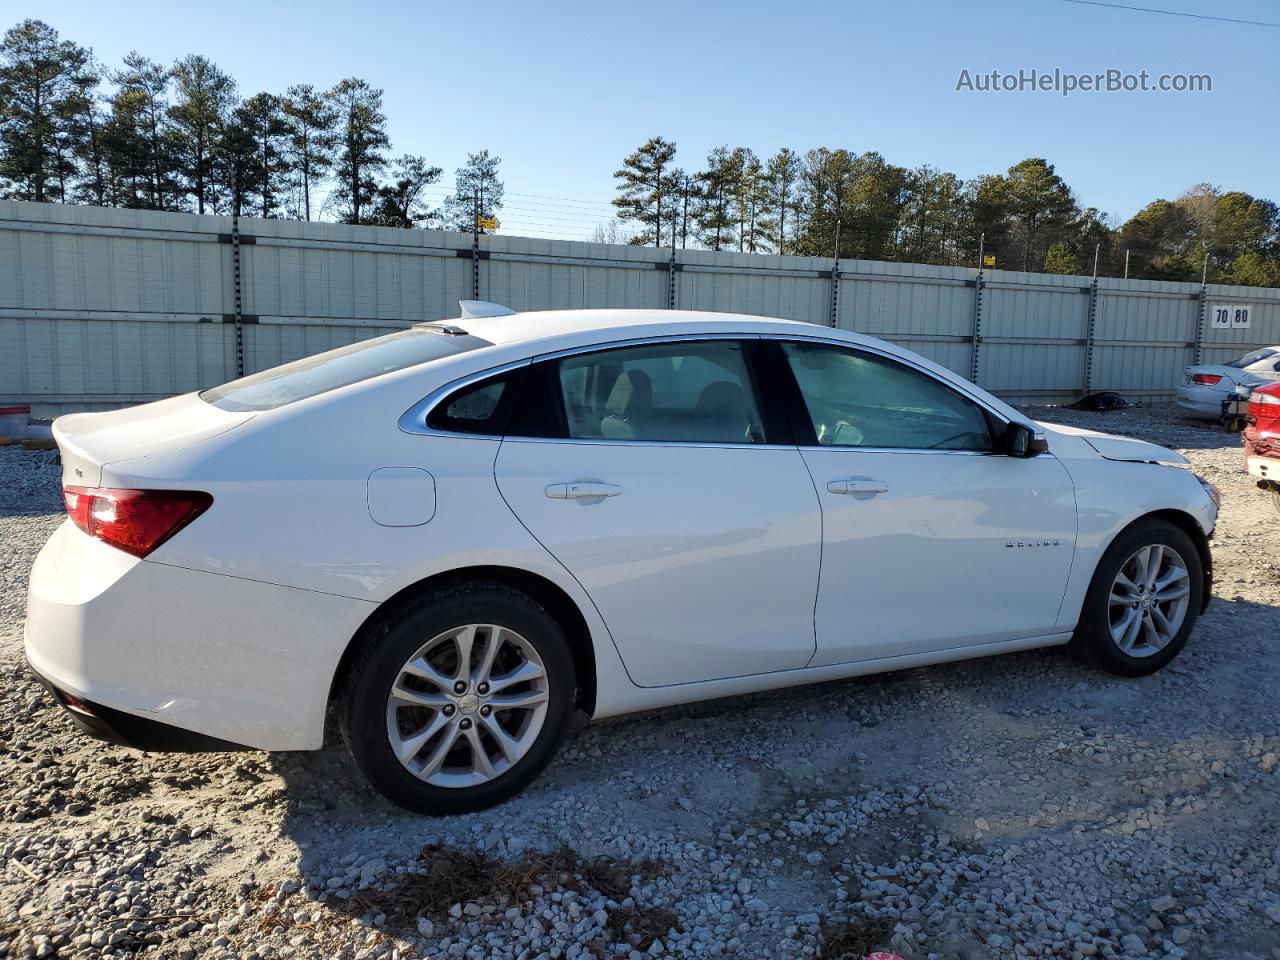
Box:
1211 304 1252 329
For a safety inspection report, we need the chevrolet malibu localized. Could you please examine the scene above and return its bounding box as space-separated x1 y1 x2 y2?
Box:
26 305 1217 813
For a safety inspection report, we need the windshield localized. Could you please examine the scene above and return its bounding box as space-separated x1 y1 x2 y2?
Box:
1225 348 1278 369
200 327 491 411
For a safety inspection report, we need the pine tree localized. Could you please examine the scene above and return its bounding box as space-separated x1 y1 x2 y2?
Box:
0 19 92 202
612 136 677 248
845 151 909 261
727 148 763 252
1004 158 1078 271
232 93 289 218
327 77 389 224
370 154 443 227
794 147 854 257
694 146 739 251
760 148 800 255
169 54 235 213
67 62 109 205
444 150 504 231
281 83 337 221
113 52 175 209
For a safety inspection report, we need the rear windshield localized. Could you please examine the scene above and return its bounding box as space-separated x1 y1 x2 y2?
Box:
200 328 491 412
1225 348 1278 369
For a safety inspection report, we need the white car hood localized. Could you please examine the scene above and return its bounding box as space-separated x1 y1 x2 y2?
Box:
1038 422 1188 465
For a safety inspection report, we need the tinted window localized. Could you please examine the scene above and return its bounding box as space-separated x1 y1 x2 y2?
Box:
426 369 522 435
1226 348 1278 369
201 327 490 412
555 341 765 444
781 342 993 451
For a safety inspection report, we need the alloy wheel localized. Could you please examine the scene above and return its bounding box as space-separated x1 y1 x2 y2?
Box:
1107 543 1191 658
385 624 549 788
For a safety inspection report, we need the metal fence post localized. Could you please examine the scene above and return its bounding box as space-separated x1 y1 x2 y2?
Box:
668 249 677 310
471 224 481 300
231 212 244 377
969 267 985 384
1082 245 1100 396
829 259 840 327
1193 254 1209 365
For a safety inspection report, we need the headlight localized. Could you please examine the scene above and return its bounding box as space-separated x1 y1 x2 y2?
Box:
1195 473 1221 510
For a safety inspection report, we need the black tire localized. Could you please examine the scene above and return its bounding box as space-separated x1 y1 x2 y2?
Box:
1071 518 1204 677
339 582 576 815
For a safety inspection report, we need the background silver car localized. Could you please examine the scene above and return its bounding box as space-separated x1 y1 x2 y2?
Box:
1175 347 1280 418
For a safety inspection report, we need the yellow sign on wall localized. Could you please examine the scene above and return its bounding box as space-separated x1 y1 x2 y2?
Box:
983 254 997 268
476 216 498 229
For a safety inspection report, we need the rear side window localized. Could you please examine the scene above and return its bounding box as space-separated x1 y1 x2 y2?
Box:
553 340 765 444
1226 348 1278 369
426 369 525 435
201 327 491 411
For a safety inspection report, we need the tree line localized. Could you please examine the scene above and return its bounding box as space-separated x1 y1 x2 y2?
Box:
0 18 504 228
611 136 1280 286
4 18 1277 287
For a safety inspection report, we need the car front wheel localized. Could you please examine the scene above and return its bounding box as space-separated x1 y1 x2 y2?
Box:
339 583 576 814
1073 518 1204 677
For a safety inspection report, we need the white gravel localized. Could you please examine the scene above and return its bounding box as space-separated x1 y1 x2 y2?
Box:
3 406 1280 960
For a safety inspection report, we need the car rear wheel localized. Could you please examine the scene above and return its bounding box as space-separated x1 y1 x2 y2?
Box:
340 583 575 814
1072 518 1204 677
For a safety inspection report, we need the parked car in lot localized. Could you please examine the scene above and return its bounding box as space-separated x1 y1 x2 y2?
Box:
1175 346 1280 418
26 305 1219 813
1244 381 1280 513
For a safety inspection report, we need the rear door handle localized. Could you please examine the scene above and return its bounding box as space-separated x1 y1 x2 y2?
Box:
545 481 623 500
827 478 889 496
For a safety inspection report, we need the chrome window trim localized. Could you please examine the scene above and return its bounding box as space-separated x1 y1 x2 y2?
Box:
400 329 1026 455
398 359 532 438
401 334 770 445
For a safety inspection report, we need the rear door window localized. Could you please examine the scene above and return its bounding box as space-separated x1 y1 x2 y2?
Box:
551 340 766 444
201 327 491 411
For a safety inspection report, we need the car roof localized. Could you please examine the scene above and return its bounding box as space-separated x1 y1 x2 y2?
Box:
453 308 813 346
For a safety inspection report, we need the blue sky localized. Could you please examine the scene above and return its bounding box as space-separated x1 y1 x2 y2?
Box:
22 0 1279 240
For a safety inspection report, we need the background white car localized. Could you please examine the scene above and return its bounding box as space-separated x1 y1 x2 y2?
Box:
1175 347 1280 418
26 306 1218 813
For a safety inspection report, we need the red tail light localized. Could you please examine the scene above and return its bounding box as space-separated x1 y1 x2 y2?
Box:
63 486 212 558
1190 373 1223 385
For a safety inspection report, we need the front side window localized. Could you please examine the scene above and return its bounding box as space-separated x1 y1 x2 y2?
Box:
201 327 491 412
781 341 994 451
555 341 765 444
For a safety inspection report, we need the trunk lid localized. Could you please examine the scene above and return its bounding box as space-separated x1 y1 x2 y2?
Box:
54 393 254 488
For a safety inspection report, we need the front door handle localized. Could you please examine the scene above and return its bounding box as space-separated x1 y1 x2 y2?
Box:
827 478 889 496
545 481 623 500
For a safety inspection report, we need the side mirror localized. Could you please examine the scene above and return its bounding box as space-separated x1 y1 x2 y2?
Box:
1005 422 1049 457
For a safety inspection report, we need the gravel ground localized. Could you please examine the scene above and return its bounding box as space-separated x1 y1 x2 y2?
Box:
3 406 1280 960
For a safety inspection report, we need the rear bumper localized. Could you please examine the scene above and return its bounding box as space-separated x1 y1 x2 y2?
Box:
1173 385 1226 418
25 521 377 751
1247 455 1280 484
27 660 249 751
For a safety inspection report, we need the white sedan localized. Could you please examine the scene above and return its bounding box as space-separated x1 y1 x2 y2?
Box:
1175 346 1280 418
26 305 1218 813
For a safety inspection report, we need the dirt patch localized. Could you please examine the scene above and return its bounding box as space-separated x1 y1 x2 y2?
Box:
821 917 896 959
339 844 666 928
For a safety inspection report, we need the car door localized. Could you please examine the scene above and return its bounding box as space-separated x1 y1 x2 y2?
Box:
772 338 1077 667
493 337 822 687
